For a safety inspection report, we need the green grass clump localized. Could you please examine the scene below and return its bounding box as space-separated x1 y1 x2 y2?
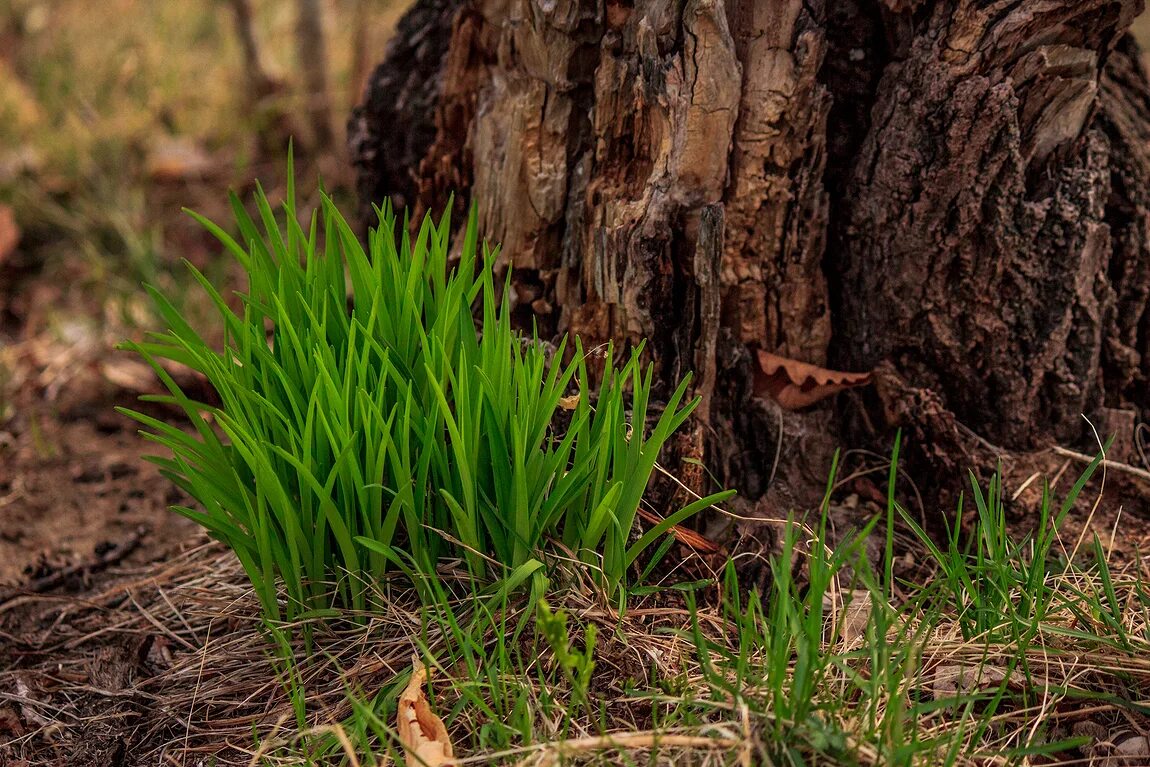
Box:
119 170 731 621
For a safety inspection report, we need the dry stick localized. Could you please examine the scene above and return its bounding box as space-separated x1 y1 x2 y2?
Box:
479 732 743 766
1048 458 1072 490
0 526 146 605
126 588 199 653
329 723 362 767
183 615 215 762
738 701 753 767
1051 445 1150 486
1010 471 1042 502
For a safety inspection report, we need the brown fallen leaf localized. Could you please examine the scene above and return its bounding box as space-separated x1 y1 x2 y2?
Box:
1107 735 1150 766
636 507 721 554
930 663 1027 699
0 703 24 740
99 356 214 404
0 204 19 266
100 359 161 394
397 655 454 767
558 393 580 410
835 590 873 648
753 350 872 410
145 136 216 182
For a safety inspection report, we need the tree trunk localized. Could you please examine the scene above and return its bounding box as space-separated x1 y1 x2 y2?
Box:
350 0 1150 510
226 0 280 101
296 0 335 152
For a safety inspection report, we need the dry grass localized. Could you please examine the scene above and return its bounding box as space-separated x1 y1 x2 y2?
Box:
0 539 742 765
2 505 1149 766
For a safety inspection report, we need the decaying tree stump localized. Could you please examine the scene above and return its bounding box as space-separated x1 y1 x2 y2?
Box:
349 0 1150 513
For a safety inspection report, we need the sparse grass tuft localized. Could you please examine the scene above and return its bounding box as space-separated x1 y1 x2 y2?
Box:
220 443 1148 767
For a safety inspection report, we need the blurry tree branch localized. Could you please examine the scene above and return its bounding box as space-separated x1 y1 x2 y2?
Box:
225 0 281 100
296 0 335 153
349 0 371 104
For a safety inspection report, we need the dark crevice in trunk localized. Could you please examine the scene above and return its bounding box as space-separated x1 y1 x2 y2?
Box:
546 0 603 341
347 0 463 218
819 0 889 372
1099 34 1150 421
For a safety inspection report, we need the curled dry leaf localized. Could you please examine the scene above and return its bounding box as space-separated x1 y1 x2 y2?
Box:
1071 720 1108 760
835 590 873 648
100 356 213 403
0 203 19 266
753 350 872 410
930 663 1026 699
145 136 216 182
636 507 721 554
100 359 161 394
397 655 454 767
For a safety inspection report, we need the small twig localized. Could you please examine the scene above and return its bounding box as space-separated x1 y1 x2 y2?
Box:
471 731 744 766
955 420 1007 456
1051 446 1150 486
0 526 146 605
1010 471 1041 502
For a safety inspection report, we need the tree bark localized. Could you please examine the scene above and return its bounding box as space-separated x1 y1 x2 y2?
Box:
350 0 1150 508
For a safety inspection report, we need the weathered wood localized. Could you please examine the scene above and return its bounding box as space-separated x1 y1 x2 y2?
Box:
348 0 464 215
1098 34 1150 432
351 0 1150 505
723 0 831 363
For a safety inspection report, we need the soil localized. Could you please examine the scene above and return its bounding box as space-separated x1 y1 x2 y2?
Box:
1 336 199 590
0 407 196 586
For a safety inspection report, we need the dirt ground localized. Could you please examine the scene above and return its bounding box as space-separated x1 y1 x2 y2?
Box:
0 268 286 766
0 303 200 590
0 402 199 585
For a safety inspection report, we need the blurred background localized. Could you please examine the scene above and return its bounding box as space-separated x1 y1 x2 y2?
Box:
0 0 408 584
0 0 405 338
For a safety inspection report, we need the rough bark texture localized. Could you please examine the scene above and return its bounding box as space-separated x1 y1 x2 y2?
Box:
834 1 1144 450
1099 35 1150 448
349 0 462 215
350 0 1150 508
